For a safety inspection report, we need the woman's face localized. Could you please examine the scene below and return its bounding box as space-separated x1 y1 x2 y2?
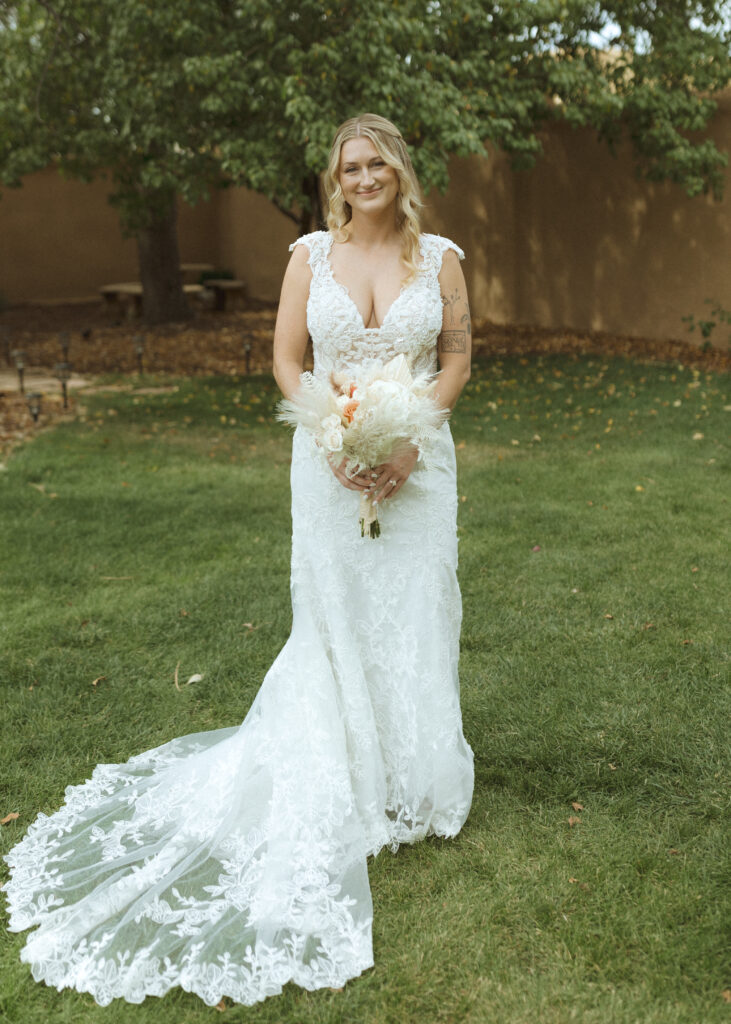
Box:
339 137 400 216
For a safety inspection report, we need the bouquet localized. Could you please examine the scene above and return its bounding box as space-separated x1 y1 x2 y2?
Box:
277 353 448 538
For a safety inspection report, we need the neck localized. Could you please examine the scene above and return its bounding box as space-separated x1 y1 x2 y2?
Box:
346 206 400 249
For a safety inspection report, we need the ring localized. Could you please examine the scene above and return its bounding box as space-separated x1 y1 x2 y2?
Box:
389 479 397 486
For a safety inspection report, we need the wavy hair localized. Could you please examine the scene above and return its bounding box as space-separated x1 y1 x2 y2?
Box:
324 114 423 281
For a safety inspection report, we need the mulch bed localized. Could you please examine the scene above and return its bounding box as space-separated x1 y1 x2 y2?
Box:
1 300 727 458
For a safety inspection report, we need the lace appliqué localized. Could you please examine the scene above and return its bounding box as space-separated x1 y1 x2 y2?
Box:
3 230 474 1009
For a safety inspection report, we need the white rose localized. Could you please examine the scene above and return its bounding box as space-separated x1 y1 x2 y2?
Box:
320 414 344 452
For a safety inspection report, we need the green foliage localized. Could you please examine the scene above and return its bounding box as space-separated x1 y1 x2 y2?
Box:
682 298 731 347
0 0 729 233
0 360 729 1022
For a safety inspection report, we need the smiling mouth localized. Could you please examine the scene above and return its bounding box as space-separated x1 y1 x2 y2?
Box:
357 189 381 195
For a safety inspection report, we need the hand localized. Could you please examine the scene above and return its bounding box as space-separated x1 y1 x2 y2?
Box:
369 443 419 502
326 454 373 492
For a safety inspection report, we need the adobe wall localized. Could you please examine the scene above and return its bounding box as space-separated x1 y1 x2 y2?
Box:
427 100 731 341
1 98 728 342
0 168 220 304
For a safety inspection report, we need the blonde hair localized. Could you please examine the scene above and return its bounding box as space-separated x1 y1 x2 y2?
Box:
324 113 423 281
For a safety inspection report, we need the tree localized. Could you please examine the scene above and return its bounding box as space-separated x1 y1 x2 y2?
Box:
1 1 729 321
227 0 729 230
0 0 260 321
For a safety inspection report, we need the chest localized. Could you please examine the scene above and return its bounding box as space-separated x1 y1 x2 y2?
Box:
328 246 406 330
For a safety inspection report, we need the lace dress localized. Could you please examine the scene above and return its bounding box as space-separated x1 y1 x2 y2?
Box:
3 230 474 1007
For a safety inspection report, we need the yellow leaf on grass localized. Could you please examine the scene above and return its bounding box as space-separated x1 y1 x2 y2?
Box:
568 816 581 827
571 801 584 811
1 812 20 825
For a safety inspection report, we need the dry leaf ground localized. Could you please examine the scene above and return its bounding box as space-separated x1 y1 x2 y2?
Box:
1 299 727 459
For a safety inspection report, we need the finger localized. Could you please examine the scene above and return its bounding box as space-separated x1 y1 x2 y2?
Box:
371 472 398 502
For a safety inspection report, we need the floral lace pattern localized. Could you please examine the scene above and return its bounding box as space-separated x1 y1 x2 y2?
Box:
3 231 474 1008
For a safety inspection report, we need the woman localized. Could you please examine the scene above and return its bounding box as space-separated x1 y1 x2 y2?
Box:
3 114 474 1007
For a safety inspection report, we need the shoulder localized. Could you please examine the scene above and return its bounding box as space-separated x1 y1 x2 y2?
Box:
288 230 331 257
419 233 465 263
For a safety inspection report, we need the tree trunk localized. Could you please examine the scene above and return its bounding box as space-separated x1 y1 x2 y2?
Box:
299 172 324 236
136 192 191 324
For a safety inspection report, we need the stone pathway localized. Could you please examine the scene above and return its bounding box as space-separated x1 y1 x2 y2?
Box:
0 367 90 395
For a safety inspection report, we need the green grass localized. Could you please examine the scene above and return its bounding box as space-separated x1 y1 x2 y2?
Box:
1 356 729 1024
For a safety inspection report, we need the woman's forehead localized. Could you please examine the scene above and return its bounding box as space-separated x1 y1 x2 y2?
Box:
340 137 381 165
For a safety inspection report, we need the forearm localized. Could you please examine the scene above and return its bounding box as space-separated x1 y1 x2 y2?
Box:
433 360 471 411
273 355 306 401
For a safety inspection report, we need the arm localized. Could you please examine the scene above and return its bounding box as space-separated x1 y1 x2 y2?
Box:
272 244 312 400
433 249 472 410
273 243 370 493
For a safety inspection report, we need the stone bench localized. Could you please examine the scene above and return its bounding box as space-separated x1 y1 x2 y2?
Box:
202 279 246 311
99 282 204 317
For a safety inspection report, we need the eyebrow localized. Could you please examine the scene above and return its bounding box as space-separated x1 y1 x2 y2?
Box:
342 157 385 168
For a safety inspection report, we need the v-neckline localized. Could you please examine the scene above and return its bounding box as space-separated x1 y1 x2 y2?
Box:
324 233 421 333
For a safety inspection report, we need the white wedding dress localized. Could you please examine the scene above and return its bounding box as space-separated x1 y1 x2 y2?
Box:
3 231 474 1007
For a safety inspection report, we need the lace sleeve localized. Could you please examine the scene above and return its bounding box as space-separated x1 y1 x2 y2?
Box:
420 234 465 278
288 231 328 270
436 236 465 263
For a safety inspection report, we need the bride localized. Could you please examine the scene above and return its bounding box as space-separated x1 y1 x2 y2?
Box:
3 113 474 1007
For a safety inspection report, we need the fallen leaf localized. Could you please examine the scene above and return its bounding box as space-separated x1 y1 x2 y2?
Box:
722 989 731 1003
186 674 203 685
604 613 614 619
180 609 189 617
643 622 655 630
692 432 704 440
682 639 693 646
635 485 644 492
691 566 699 573
214 998 227 1012
455 441 466 450
669 848 680 855
571 801 584 811
91 675 106 687
1 812 19 825
568 816 581 827
609 763 618 771
569 876 579 883
532 544 541 552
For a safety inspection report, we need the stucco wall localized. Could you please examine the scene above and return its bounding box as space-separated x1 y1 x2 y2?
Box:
1 99 729 342
0 168 221 304
426 101 731 340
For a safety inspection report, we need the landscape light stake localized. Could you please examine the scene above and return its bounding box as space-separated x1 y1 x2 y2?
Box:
54 362 72 409
59 331 71 361
134 334 145 375
12 349 26 394
0 327 9 365
244 341 251 376
26 392 42 423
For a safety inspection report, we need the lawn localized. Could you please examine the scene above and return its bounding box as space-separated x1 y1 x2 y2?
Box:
0 354 728 1024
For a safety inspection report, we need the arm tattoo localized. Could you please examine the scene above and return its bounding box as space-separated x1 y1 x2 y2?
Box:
439 289 471 354
440 331 468 353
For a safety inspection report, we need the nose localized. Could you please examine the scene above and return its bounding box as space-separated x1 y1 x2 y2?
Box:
360 166 375 187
